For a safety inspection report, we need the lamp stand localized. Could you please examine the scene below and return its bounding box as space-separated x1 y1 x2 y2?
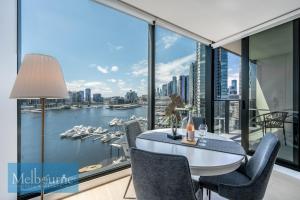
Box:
41 98 45 200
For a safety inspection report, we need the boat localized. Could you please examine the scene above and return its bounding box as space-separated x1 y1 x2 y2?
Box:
101 133 117 143
130 115 136 120
72 131 89 139
94 127 108 134
109 118 120 126
114 131 124 137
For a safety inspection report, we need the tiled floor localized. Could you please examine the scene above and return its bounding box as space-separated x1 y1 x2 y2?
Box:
63 169 300 200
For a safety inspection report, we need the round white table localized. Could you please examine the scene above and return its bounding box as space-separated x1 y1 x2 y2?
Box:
136 128 245 176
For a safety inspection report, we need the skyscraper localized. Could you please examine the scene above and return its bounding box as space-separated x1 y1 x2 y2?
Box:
162 84 168 96
179 75 189 103
193 42 206 116
172 76 177 95
189 62 196 105
215 48 228 98
77 91 84 103
85 88 91 103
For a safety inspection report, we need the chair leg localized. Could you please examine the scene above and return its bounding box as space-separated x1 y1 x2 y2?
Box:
283 127 287 146
123 175 135 199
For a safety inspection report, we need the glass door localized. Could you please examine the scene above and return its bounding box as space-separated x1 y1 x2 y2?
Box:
248 21 299 166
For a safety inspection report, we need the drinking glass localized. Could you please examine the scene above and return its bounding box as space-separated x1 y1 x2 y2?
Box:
181 118 188 137
198 123 207 146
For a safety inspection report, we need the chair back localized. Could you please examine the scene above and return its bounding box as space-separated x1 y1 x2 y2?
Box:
245 133 280 199
124 120 142 148
264 111 288 128
130 148 197 200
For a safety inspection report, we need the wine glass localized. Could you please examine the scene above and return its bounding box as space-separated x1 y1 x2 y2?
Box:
198 123 207 146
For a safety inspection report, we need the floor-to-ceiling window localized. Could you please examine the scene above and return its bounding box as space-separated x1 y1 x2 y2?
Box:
214 47 242 138
20 0 148 184
248 21 299 165
154 27 206 128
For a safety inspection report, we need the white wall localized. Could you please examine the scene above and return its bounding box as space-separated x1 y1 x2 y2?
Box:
0 0 18 199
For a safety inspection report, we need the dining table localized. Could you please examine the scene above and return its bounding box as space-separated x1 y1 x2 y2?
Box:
135 128 245 176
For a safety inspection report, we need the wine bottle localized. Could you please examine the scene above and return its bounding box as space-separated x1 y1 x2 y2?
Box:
186 112 195 141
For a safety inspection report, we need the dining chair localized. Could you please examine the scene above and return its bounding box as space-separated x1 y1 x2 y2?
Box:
198 133 280 200
130 148 201 200
182 116 206 130
123 120 143 199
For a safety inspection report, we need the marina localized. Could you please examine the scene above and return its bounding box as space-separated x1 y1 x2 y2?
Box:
21 105 147 172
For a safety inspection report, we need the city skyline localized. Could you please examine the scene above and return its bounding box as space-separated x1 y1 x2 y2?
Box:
22 0 240 98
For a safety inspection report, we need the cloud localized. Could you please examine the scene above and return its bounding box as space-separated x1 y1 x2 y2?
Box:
97 66 109 74
117 79 125 87
131 60 148 76
66 80 112 96
111 66 119 72
108 78 117 83
156 53 195 87
161 34 181 49
107 42 123 51
138 79 147 95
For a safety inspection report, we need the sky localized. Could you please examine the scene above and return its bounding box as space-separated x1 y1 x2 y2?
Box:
21 0 240 97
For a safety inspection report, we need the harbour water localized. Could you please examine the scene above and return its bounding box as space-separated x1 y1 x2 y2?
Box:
21 106 147 169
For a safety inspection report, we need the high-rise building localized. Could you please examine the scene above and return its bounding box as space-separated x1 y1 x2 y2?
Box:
215 48 228 98
172 76 177 95
193 42 206 116
189 62 196 106
229 80 238 95
231 80 237 91
93 93 103 103
179 75 189 103
77 91 84 103
85 88 91 103
167 81 172 96
162 84 168 96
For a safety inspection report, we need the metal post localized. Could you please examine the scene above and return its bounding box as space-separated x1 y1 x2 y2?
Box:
205 45 214 132
225 100 230 133
241 38 249 151
148 23 155 130
41 98 45 200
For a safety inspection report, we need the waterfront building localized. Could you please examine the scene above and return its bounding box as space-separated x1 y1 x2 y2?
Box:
85 88 91 103
93 93 103 103
110 96 125 104
77 91 85 103
125 90 138 103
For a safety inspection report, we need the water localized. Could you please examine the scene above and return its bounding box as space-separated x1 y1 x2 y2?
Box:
21 106 147 169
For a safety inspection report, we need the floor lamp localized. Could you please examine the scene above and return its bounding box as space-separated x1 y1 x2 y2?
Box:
10 54 68 199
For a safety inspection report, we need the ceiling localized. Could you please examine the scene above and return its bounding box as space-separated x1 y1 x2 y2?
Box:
121 0 300 45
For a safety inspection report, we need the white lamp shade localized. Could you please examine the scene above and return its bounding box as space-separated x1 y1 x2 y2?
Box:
10 54 68 99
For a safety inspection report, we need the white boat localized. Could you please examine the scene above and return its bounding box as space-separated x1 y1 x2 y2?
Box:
114 131 124 137
101 133 117 143
130 115 136 120
72 131 88 139
94 127 108 134
109 118 119 126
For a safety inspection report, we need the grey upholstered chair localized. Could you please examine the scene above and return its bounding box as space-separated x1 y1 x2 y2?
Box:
199 133 280 200
130 148 201 200
123 120 143 199
182 116 206 130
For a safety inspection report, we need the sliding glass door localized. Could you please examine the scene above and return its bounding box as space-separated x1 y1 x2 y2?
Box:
247 21 299 166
